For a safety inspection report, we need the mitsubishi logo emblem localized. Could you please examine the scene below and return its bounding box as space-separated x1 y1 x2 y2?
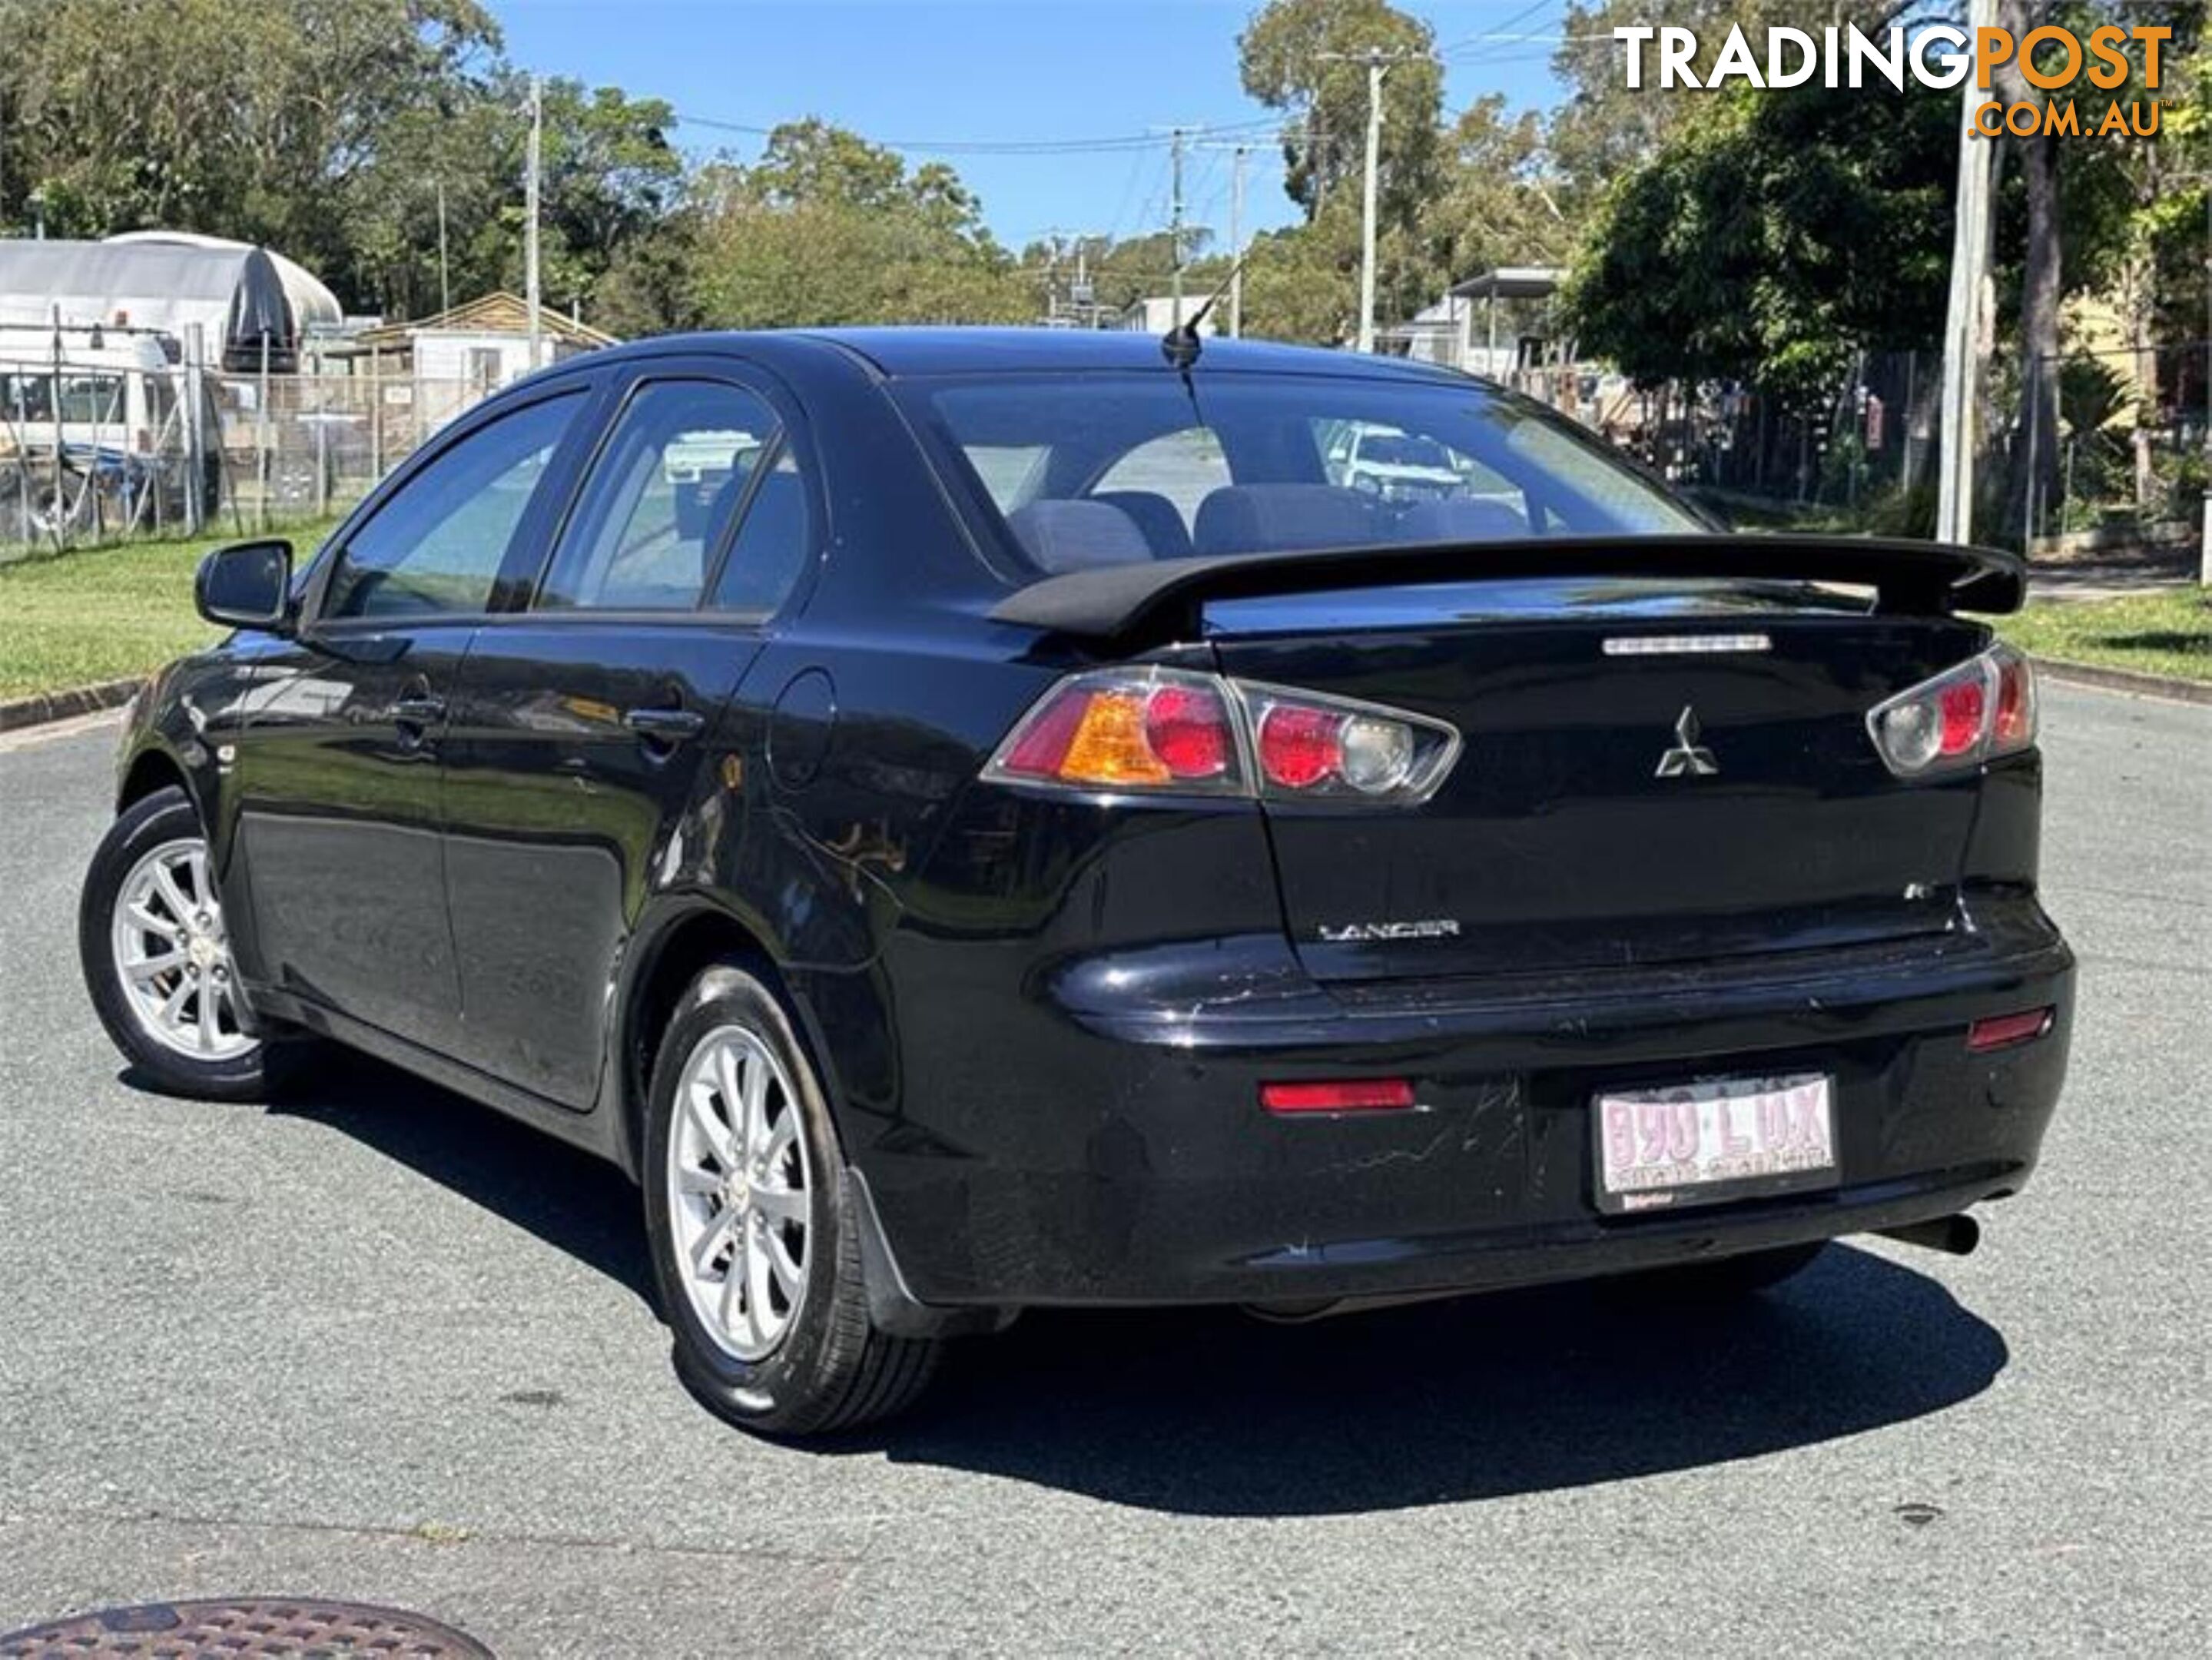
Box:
1655 706 1720 778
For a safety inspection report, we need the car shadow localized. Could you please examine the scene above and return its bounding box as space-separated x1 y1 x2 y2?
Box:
122 1054 656 1304
125 1055 2009 1516
865 1250 2008 1515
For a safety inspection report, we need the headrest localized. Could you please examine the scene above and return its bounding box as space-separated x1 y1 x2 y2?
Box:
1004 498 1153 574
1193 484 1379 556
1395 496 1528 542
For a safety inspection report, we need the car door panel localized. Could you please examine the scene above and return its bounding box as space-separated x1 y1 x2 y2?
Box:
442 624 760 1108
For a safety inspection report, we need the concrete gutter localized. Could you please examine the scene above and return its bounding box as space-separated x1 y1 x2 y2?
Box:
2031 656 2212 706
0 678 141 735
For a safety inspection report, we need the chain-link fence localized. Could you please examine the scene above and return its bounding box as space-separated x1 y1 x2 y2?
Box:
0 358 492 560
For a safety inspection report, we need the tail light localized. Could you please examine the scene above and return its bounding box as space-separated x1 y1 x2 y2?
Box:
1866 644 2036 779
983 666 1459 805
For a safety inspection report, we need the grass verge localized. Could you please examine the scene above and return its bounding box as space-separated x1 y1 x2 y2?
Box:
0 521 340 702
1998 589 2212 686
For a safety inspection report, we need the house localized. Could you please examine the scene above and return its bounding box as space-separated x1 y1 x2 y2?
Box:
325 291 617 393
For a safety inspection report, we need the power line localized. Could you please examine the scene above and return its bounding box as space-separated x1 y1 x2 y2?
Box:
1434 0 1560 58
673 110 1285 158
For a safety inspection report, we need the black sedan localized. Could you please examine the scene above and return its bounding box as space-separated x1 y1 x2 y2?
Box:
78 329 2074 1436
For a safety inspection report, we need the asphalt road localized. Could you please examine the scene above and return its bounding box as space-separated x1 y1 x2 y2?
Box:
2 684 2206 1658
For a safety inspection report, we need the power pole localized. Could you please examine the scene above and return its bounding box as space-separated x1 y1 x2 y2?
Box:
1318 49 1416 354
1229 144 1248 339
436 179 452 317
1169 126 1188 332
1935 0 1996 545
1357 53 1385 353
525 75 544 373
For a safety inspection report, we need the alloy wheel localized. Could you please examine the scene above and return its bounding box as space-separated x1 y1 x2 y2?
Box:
108 836 257 1061
665 1025 812 1362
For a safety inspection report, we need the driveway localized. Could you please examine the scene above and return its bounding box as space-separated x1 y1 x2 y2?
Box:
2 685 2206 1657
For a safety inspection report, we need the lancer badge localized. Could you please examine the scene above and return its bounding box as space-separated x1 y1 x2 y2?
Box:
1655 706 1720 778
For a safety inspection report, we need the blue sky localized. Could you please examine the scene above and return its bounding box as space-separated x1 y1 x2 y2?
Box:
491 0 1576 252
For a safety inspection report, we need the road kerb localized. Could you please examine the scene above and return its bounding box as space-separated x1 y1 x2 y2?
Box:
0 678 141 735
2031 656 2212 707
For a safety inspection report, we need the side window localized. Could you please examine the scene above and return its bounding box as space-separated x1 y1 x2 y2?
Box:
1092 427 1229 533
539 380 778 612
709 442 814 613
324 392 582 620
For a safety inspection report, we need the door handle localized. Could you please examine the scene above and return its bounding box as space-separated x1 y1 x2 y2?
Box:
623 706 707 744
391 693 447 729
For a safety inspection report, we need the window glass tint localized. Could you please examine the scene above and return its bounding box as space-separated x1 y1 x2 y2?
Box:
326 391 580 619
710 443 814 613
539 381 776 611
907 375 1701 583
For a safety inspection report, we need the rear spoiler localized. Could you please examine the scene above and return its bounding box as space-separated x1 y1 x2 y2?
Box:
989 533 2026 643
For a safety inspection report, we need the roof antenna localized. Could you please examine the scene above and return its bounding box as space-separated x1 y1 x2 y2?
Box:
1159 249 1250 371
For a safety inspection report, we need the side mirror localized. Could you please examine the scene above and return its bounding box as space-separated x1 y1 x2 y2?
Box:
195 539 293 632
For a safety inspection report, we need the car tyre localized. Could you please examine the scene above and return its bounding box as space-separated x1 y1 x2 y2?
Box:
644 962 941 1437
1629 1241 1829 1301
78 785 290 1101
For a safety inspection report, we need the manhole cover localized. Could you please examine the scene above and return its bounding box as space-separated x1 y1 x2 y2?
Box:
0 1599 493 1658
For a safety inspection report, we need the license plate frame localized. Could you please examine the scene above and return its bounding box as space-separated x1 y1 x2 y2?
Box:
1592 1071 1839 1215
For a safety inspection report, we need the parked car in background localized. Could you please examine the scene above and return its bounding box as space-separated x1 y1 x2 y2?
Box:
1325 419 1471 501
80 328 2074 1438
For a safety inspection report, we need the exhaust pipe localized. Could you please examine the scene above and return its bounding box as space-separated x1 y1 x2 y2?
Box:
1876 1213 1981 1257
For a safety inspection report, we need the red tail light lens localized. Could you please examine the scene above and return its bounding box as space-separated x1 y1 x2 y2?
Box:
1991 647 2037 750
1867 645 2036 779
1257 705 1343 789
986 671 1459 805
1261 1078 1418 1114
1966 1007 2054 1052
1144 682 1233 779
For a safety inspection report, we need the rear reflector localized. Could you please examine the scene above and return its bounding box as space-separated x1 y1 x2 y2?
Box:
1966 1008 2054 1052
1261 1078 1418 1114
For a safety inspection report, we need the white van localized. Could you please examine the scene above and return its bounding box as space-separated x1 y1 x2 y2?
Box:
0 323 219 539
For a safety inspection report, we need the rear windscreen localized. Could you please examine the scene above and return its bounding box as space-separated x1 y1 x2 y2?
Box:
895 371 1706 582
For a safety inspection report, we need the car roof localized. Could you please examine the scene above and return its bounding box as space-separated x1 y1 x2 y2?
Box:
584 325 1471 384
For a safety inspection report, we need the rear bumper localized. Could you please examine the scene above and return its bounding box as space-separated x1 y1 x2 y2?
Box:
853 895 2074 1309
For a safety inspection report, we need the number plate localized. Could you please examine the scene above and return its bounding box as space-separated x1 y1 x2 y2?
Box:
1593 1073 1837 1213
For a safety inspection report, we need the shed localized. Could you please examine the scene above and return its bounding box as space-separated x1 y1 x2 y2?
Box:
0 237 310 370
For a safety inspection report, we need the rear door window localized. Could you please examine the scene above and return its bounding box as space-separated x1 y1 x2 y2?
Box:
536 380 778 612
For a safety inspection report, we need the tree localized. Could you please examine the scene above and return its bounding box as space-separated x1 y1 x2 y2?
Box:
0 0 500 297
1566 76 1958 405
1239 0 1444 225
675 128 1029 329
1548 2 1915 221
1422 96 1576 289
